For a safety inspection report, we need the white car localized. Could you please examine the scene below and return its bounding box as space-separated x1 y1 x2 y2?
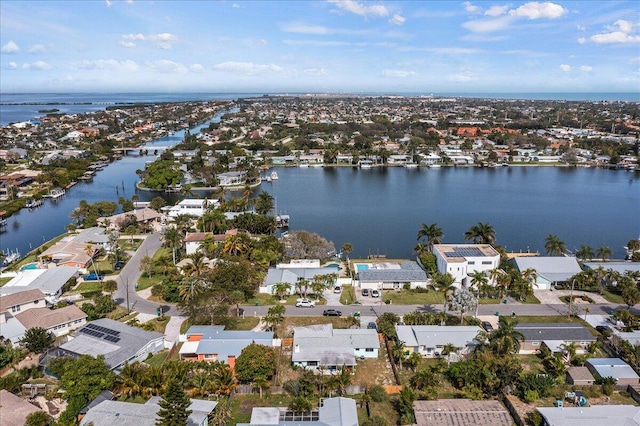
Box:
296 299 316 308
371 289 380 298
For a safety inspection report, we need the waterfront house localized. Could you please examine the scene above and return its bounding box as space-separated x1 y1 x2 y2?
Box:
42 318 166 372
586 358 640 386
69 227 110 248
97 207 162 231
0 266 78 301
291 324 379 371
395 325 482 357
179 325 274 366
583 262 640 277
164 198 219 219
432 244 501 288
511 256 582 290
38 240 96 269
356 261 427 291
80 397 217 426
514 323 595 354
262 260 338 295
217 171 248 187
238 397 358 426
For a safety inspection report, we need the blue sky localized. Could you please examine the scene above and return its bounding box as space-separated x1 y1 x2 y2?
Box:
1 0 639 93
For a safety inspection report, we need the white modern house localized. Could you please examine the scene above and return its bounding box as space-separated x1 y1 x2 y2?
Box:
432 244 501 287
262 260 338 295
164 198 219 219
396 325 482 357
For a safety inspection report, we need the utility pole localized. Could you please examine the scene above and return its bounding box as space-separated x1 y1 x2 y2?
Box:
567 279 575 320
126 277 130 314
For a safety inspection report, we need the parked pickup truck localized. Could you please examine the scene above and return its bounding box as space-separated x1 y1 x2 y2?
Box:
82 272 103 281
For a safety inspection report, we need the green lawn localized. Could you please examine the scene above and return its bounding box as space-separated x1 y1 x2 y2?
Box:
603 290 624 304
247 293 326 306
340 284 357 305
75 280 102 293
145 351 169 367
0 277 12 287
383 289 444 305
136 274 162 291
513 315 575 323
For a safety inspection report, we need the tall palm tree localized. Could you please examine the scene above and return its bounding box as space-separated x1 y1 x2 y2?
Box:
430 272 456 316
272 282 292 301
254 191 275 215
596 246 613 262
221 233 250 257
545 234 567 256
468 271 488 294
341 242 353 262
416 223 443 249
464 222 496 245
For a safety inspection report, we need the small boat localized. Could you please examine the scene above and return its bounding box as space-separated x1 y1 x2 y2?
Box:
2 250 21 266
47 187 65 199
404 162 418 169
276 214 290 228
298 163 309 168
310 163 324 168
429 164 442 169
26 199 44 209
270 171 279 181
359 160 374 169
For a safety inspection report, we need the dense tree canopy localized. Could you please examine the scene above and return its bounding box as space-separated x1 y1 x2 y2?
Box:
234 343 277 383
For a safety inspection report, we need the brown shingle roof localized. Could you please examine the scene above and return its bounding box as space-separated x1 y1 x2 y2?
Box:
0 289 46 312
413 399 513 426
0 389 43 426
15 305 86 330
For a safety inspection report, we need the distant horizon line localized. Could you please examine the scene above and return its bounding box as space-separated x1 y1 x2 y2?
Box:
3 90 639 95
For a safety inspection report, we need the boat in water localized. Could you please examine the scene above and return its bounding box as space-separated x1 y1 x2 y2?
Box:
359 160 374 169
276 214 290 228
429 163 442 169
45 187 66 199
26 198 44 209
404 162 418 169
1 249 21 266
266 171 279 182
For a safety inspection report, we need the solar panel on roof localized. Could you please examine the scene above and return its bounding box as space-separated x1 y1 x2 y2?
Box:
85 323 120 336
445 247 485 257
104 335 120 343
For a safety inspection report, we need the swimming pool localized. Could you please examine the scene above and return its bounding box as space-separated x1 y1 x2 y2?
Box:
20 263 39 271
325 263 341 270
356 264 370 272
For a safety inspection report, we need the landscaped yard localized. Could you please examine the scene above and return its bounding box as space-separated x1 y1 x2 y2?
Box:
247 293 327 306
145 350 169 367
75 280 102 293
278 316 360 338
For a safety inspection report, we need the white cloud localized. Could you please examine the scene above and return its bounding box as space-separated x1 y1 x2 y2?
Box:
1 41 20 53
304 68 328 76
281 23 330 34
579 65 592 72
189 63 205 73
462 15 513 33
77 59 139 72
7 62 17 69
576 24 586 32
389 14 406 25
559 64 571 72
577 37 586 44
463 2 566 34
22 61 51 70
448 70 476 82
232 3 240 8
485 5 509 17
382 69 417 78
283 39 349 47
328 0 389 17
119 41 136 48
105 0 111 6
147 60 187 74
122 33 145 41
509 2 567 20
590 20 640 44
427 47 484 54
212 61 284 75
28 44 46 54
463 2 481 14
148 33 178 49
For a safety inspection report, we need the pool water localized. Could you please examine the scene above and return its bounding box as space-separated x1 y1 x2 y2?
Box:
20 263 39 271
356 264 370 271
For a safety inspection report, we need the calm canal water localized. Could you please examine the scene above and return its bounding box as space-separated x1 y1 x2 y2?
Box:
2 157 639 261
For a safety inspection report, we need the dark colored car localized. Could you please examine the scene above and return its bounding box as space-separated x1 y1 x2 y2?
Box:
323 309 342 316
596 325 613 335
482 321 494 332
367 322 378 330
361 288 370 296
114 261 124 270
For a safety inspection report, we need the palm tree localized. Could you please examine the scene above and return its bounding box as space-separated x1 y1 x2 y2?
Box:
221 233 250 257
489 316 524 356
416 223 443 249
469 271 488 294
576 244 594 261
413 242 428 257
85 243 99 276
545 234 567 256
272 282 291 301
392 341 407 370
182 252 207 279
253 375 270 399
264 304 286 332
596 246 613 262
162 226 182 264
430 272 456 317
254 191 275 215
519 268 538 297
441 343 458 366
341 242 353 262
464 222 496 245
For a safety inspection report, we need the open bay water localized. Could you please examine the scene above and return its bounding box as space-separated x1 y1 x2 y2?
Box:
262 166 640 260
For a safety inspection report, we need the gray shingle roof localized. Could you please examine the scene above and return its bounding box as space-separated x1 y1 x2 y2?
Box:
515 323 595 342
396 325 482 348
0 266 78 296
